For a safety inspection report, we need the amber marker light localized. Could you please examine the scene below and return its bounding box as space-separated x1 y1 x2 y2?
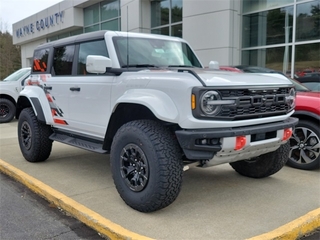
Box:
283 128 292 141
191 94 196 110
235 136 246 150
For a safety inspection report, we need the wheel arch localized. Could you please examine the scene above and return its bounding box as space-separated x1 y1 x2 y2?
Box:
16 88 53 124
293 111 320 125
0 94 16 106
103 103 178 151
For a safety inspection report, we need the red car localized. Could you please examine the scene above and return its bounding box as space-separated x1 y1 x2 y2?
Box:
219 65 320 170
290 91 320 170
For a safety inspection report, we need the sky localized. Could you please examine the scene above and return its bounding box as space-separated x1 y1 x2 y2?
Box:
0 0 63 34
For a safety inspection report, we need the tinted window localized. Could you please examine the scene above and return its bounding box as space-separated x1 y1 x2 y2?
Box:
53 45 75 75
77 40 109 75
33 49 49 72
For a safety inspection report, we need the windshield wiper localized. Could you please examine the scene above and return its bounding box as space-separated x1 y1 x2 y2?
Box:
121 64 159 68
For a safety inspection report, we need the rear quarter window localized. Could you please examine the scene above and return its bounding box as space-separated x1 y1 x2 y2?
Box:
33 48 49 72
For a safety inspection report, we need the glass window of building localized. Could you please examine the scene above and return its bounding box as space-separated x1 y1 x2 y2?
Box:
242 6 293 48
296 1 320 42
295 42 320 76
84 4 100 26
151 0 182 37
84 0 120 33
242 0 320 78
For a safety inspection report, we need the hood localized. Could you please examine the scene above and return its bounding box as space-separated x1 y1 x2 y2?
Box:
193 69 293 87
297 91 320 98
0 81 18 86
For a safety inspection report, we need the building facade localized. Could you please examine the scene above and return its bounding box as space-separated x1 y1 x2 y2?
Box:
13 0 320 77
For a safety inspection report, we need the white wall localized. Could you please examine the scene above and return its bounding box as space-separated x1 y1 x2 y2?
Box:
13 1 84 45
183 0 241 67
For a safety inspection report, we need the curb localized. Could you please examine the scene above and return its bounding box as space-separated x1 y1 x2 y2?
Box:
1 159 319 240
246 209 320 240
0 159 153 240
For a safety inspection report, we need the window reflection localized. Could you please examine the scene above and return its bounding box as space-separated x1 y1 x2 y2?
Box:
295 43 320 77
151 0 170 28
172 0 182 23
296 1 320 41
151 0 182 37
243 6 293 48
242 46 292 74
83 0 120 32
101 0 119 22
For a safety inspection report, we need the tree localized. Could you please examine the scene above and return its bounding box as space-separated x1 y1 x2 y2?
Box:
0 20 21 80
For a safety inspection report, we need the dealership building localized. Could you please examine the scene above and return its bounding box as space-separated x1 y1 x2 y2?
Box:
13 0 320 76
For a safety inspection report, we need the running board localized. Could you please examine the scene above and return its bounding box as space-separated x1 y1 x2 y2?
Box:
50 132 107 153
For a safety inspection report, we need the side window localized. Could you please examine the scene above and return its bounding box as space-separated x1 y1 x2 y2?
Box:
77 39 109 75
53 45 75 75
33 48 49 72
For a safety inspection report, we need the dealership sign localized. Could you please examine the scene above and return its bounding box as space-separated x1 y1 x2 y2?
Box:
16 11 64 38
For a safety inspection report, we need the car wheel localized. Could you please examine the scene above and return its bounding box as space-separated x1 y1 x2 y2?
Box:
0 98 15 123
287 120 320 170
230 142 290 178
18 108 53 162
110 120 183 212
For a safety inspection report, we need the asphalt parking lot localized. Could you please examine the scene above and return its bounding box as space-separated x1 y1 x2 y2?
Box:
0 120 319 240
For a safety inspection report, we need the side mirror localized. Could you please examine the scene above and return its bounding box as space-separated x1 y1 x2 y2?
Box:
86 55 112 74
208 61 219 69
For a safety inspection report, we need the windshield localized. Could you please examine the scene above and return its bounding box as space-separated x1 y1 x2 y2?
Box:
3 68 30 82
113 36 202 68
287 78 310 92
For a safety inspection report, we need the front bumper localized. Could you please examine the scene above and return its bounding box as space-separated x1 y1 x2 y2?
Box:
175 117 299 165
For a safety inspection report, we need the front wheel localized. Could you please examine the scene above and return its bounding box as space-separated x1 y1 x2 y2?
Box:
287 120 320 170
18 108 53 162
110 120 183 212
230 142 290 178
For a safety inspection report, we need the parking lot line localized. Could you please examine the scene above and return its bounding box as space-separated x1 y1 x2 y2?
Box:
0 158 153 240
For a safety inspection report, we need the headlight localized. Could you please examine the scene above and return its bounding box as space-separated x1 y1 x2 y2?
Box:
286 87 296 109
200 91 221 115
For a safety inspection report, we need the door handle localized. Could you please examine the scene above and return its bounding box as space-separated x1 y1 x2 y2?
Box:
70 87 80 91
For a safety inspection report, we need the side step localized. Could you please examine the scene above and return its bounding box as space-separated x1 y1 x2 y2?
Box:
50 132 107 154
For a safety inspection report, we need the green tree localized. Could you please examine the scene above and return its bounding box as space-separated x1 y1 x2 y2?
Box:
0 21 21 80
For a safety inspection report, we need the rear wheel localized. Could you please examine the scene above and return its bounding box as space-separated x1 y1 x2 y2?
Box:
110 120 183 212
287 120 320 170
230 142 290 178
0 98 15 123
18 108 53 162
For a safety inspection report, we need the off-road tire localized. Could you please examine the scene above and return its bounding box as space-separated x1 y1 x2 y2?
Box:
110 120 183 212
0 98 15 123
287 120 320 170
18 108 53 162
230 142 290 178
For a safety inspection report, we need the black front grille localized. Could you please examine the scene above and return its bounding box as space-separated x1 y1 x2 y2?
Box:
217 88 291 120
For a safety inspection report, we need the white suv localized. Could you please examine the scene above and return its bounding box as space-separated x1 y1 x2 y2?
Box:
0 67 31 123
16 31 298 212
